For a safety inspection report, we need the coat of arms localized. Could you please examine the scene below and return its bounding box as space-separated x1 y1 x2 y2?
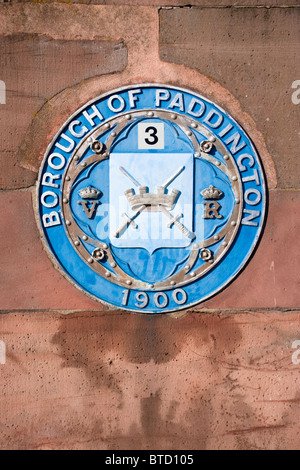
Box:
37 85 266 312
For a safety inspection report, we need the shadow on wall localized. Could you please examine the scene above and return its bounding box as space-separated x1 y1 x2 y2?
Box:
47 312 294 449
50 312 245 449
1 312 298 450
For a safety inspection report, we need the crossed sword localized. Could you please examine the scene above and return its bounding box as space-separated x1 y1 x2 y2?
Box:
114 166 195 241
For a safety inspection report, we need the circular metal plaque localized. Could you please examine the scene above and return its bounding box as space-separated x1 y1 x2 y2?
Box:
37 84 266 313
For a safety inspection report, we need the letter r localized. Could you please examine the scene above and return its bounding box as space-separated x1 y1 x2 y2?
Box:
203 201 223 219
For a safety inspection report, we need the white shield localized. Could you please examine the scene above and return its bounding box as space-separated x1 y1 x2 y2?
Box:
109 152 194 253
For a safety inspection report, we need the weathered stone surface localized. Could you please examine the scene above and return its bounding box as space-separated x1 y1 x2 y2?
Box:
0 34 127 189
7 1 300 6
0 189 299 311
159 6 300 189
0 4 277 189
0 1 299 452
0 310 299 450
0 190 101 310
201 189 300 310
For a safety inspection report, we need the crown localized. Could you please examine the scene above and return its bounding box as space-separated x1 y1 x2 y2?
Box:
201 185 223 200
79 186 101 200
125 186 179 211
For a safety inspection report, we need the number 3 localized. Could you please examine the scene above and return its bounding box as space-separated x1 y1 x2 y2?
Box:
145 126 159 145
138 122 164 149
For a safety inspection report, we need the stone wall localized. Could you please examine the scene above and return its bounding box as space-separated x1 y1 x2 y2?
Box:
0 0 299 450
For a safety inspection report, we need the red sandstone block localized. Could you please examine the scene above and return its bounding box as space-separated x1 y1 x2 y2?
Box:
0 34 127 189
159 6 300 189
201 190 300 310
9 1 300 5
0 190 101 310
0 310 299 449
0 189 299 311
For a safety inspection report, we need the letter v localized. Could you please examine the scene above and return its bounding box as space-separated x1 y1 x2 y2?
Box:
78 200 99 219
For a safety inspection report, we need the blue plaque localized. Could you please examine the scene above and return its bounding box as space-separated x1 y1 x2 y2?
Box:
37 84 266 313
